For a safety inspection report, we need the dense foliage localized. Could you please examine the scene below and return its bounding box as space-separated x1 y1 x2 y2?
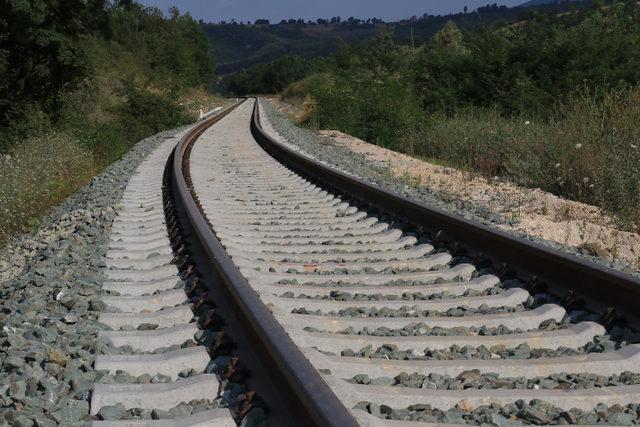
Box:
0 1 215 144
0 0 218 241
231 1 640 228
222 56 320 95
413 2 640 116
106 4 215 88
204 1 590 75
0 0 107 131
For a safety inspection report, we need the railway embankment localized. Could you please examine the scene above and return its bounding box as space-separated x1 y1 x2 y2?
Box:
263 98 640 276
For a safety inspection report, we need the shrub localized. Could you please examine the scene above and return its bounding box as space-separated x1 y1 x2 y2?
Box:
116 83 192 138
301 72 427 151
62 82 194 166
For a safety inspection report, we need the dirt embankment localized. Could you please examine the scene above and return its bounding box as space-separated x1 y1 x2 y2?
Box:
317 129 640 271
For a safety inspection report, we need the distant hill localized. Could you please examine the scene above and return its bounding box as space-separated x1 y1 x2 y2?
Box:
201 22 378 75
518 0 579 6
203 1 592 75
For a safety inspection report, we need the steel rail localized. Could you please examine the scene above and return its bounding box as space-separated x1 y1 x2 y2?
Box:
249 98 640 330
171 99 358 426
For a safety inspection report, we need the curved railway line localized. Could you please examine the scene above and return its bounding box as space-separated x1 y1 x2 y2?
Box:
90 98 640 426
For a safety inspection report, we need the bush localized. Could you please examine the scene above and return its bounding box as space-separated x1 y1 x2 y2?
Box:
300 72 426 151
60 82 194 166
117 84 192 136
0 0 107 130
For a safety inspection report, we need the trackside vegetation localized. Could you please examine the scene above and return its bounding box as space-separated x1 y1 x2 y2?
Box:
0 0 220 242
224 1 640 231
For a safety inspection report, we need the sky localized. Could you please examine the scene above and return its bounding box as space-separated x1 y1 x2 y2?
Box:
137 0 525 23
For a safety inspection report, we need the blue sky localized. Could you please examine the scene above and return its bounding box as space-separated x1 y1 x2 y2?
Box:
138 0 523 23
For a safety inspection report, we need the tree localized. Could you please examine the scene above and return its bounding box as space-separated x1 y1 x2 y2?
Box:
0 0 108 127
221 55 316 95
117 0 133 9
432 21 468 54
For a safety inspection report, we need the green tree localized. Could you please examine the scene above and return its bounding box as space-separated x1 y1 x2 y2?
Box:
363 28 407 76
0 0 108 128
431 21 468 54
223 56 316 95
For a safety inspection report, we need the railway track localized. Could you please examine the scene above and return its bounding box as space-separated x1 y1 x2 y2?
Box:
90 122 238 426
90 97 640 426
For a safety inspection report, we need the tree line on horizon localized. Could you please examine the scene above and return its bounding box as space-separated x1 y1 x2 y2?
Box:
200 2 533 27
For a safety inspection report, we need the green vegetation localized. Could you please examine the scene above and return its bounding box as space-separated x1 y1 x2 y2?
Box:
229 1 640 230
223 56 320 95
0 1 220 242
0 133 97 236
203 1 591 75
201 19 375 75
413 88 640 228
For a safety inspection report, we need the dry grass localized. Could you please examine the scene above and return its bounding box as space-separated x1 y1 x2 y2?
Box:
178 87 228 118
413 87 640 231
0 132 97 242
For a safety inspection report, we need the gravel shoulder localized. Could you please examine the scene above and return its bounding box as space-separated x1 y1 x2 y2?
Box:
0 127 187 426
261 98 640 277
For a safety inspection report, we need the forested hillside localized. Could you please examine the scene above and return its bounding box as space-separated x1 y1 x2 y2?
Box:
0 0 220 241
201 21 374 74
225 0 640 231
202 1 592 75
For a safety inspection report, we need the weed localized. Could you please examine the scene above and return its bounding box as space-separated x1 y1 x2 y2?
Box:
0 132 97 241
404 87 640 230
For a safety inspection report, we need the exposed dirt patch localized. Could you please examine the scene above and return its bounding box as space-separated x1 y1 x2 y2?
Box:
318 129 640 270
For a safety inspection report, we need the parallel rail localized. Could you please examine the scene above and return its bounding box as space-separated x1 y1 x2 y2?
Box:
249 101 640 330
172 99 358 426
165 97 640 425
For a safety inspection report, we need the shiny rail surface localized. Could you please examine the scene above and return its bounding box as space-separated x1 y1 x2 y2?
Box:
93 95 640 426
181 98 640 425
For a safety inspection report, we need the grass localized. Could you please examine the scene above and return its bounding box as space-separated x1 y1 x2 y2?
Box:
0 78 224 245
411 87 640 231
0 132 99 241
284 84 640 232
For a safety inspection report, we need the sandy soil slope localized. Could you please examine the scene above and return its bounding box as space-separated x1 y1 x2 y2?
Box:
318 129 640 271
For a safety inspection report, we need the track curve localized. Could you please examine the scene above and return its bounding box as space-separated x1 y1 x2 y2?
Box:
176 98 640 425
90 96 640 426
